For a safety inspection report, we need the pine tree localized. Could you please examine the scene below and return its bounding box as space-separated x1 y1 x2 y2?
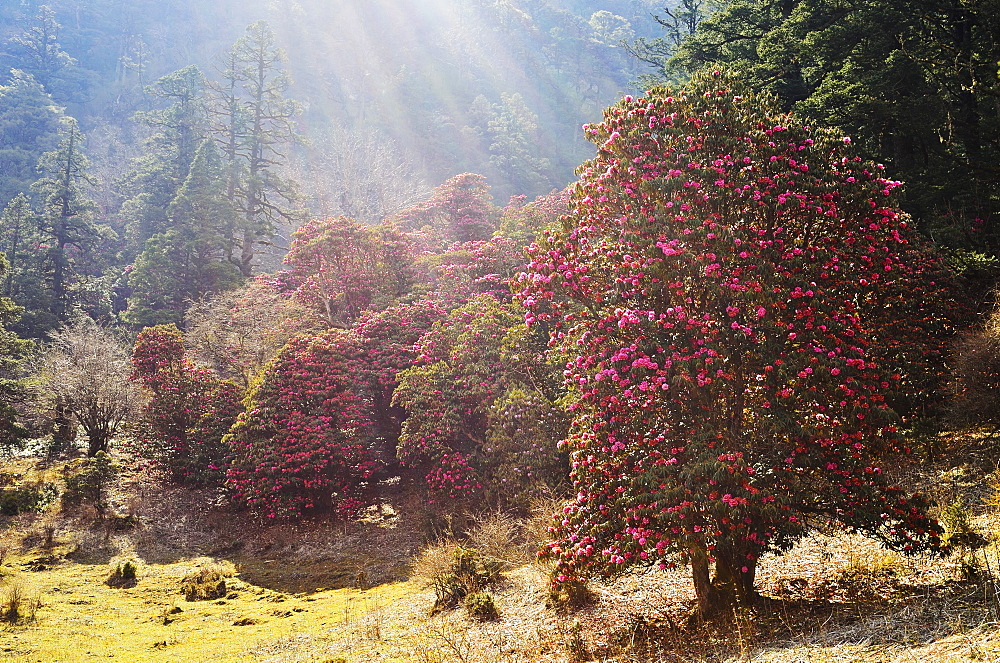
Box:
119 65 210 261
0 70 62 209
210 21 302 277
30 116 110 331
123 140 241 326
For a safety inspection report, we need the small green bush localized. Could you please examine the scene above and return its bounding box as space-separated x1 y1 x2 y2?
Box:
0 483 58 516
181 562 234 601
430 546 502 613
62 452 117 511
464 591 499 621
546 578 593 611
106 560 138 588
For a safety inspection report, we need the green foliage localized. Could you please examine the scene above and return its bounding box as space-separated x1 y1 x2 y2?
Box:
180 562 233 601
430 546 502 613
62 451 117 512
0 482 58 516
666 0 1000 261
29 116 114 333
393 295 568 506
464 591 499 621
123 139 242 326
106 560 138 588
213 20 303 277
119 65 210 263
0 71 61 209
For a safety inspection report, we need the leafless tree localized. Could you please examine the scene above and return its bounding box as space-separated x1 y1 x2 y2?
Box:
32 319 139 456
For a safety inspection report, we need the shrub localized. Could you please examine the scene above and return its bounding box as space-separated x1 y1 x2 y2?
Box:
427 546 502 614
225 330 381 520
181 562 233 601
106 560 138 588
62 451 116 512
0 482 57 516
464 591 499 621
131 325 241 486
1 581 40 624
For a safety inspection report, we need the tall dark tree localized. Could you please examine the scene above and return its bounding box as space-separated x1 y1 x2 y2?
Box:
211 21 302 277
118 65 210 261
7 4 85 103
30 116 109 331
0 70 62 209
123 139 241 326
662 0 1000 264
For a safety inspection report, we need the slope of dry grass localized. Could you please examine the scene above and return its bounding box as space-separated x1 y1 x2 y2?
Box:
1 436 999 663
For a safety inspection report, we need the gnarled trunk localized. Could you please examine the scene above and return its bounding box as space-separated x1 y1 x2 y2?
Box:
690 544 760 620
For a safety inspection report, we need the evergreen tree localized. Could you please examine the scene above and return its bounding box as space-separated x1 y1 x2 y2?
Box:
7 4 84 103
0 253 31 455
210 21 302 277
663 0 1000 257
118 65 210 261
123 139 241 327
30 116 110 332
0 70 62 209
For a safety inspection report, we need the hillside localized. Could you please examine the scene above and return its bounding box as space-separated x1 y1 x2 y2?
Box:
1 432 999 662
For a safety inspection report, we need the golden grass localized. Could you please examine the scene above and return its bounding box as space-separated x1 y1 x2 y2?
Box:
0 548 421 663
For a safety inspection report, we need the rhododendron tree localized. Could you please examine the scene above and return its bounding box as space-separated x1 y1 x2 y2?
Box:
389 173 499 250
277 216 412 328
517 70 946 616
393 295 568 506
351 300 447 460
131 324 241 486
497 189 570 249
225 330 381 520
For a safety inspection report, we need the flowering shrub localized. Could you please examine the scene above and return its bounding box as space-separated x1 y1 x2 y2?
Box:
351 300 447 457
131 325 241 486
389 173 499 250
277 216 412 328
224 330 381 520
517 70 946 615
393 295 568 505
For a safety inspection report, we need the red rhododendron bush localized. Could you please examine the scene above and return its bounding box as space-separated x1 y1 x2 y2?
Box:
224 330 381 520
517 70 949 617
131 324 241 486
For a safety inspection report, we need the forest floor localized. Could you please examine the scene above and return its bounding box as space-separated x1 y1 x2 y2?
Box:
1 433 1000 662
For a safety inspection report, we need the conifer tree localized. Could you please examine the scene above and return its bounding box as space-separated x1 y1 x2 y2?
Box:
0 70 61 208
119 65 210 261
210 21 302 277
124 140 241 326
30 117 110 331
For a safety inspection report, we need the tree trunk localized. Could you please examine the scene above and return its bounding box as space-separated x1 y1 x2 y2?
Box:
691 544 760 620
713 547 759 610
691 545 719 619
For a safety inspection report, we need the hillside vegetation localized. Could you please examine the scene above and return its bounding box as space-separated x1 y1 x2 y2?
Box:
1 2 1000 661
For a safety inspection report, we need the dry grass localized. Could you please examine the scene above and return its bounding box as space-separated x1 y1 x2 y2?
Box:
0 449 999 662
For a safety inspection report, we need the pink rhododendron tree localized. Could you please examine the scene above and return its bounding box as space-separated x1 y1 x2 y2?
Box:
393 294 568 507
389 173 499 251
277 216 412 328
517 70 946 617
352 300 448 460
131 324 241 486
225 330 381 520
